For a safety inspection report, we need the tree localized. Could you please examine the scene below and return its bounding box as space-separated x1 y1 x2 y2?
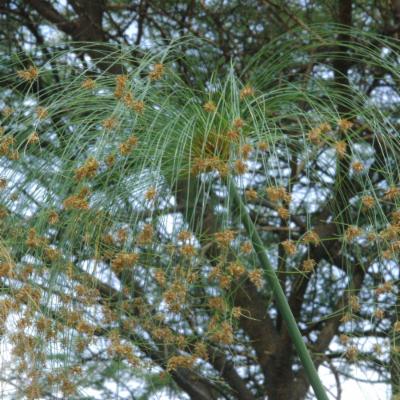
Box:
1 2 400 400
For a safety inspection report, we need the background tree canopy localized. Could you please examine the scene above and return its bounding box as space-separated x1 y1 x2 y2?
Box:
1 1 400 399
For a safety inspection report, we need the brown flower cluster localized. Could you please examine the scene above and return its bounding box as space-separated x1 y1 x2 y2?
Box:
380 221 400 259
302 230 321 246
375 281 393 296
131 99 145 113
277 206 290 220
208 296 226 312
258 141 269 151
105 153 116 167
74 157 99 180
148 63 164 80
75 284 100 306
18 263 34 281
81 78 96 90
307 122 331 145
226 129 240 141
163 282 187 312
2 107 13 118
26 228 46 248
240 143 253 160
116 228 128 244
344 225 362 241
240 241 253 253
27 132 40 145
208 265 231 289
352 161 364 172
17 66 39 81
203 101 216 112
214 229 236 248
114 74 128 99
167 355 195 372
111 252 139 273
63 188 90 210
177 230 192 241
234 159 247 175
227 261 245 278
191 156 228 176
0 205 8 218
102 117 118 130
248 268 264 289
240 85 255 100
180 244 196 257
377 226 394 243
144 186 157 201
108 333 139 366
137 224 153 244
345 345 358 362
209 320 234 345
121 91 145 113
233 117 244 129
282 239 296 255
361 195 375 209
154 269 166 286
338 119 353 132
0 262 14 277
194 342 208 360
36 106 48 120
43 246 61 262
334 140 347 159
48 210 59 225
383 186 400 201
302 258 316 272
266 185 291 204
349 295 360 313
119 135 138 156
0 135 19 160
245 188 258 201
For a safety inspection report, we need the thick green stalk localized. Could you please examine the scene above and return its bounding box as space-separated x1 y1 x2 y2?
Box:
227 178 329 400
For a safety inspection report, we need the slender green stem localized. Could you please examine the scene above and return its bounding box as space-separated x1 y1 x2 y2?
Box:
227 178 329 400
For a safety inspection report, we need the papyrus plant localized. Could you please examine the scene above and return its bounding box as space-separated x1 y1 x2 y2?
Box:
1 26 400 399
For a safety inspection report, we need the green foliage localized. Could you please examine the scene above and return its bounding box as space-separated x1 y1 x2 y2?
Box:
0 25 400 399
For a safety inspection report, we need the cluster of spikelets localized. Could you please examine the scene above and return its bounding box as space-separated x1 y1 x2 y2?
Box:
307 119 368 172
